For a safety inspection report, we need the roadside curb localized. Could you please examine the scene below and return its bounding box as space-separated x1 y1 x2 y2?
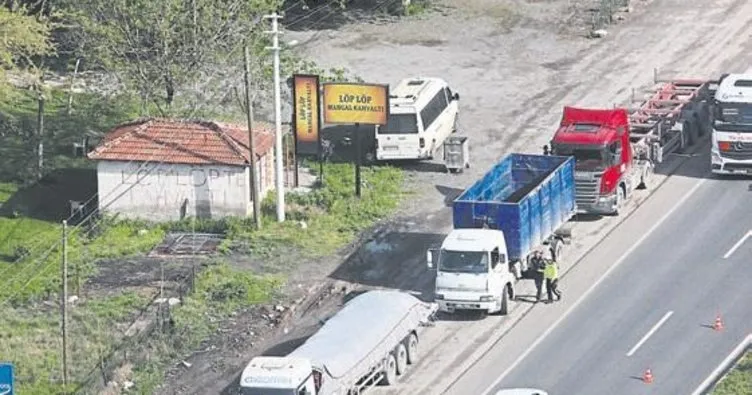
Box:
691 334 752 395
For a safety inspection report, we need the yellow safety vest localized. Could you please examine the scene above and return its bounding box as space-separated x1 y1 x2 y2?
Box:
544 262 558 280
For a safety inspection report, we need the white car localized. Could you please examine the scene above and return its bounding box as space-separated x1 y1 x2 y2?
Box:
495 389 549 395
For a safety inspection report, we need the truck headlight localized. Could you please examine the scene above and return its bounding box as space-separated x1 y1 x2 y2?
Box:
434 294 445 300
479 295 494 302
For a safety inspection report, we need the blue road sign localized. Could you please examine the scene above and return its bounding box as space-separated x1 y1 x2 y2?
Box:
0 363 14 395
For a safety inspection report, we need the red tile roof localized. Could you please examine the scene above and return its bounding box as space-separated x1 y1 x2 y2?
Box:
88 118 274 166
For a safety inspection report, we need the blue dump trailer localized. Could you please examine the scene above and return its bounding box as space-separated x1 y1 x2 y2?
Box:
452 153 577 275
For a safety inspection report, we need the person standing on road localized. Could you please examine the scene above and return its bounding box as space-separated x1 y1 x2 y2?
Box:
531 250 546 303
544 258 562 303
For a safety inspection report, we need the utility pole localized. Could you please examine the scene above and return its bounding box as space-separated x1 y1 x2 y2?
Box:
244 43 262 229
37 83 45 181
265 12 285 222
61 220 69 392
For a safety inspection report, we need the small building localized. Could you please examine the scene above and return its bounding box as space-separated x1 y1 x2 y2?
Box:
87 118 274 221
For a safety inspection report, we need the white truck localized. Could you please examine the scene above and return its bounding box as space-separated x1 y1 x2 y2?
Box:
238 290 437 395
711 72 752 175
426 153 577 315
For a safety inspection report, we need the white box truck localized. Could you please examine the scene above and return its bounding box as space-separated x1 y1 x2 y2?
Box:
238 290 437 395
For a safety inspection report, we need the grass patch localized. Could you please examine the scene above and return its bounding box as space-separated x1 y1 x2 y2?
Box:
225 162 404 258
0 182 18 205
0 215 165 304
404 0 433 16
711 350 752 395
0 291 152 395
129 262 283 393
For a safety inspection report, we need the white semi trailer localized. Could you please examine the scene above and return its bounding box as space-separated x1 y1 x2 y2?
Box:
238 290 437 395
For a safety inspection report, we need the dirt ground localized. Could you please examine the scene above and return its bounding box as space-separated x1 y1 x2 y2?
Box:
159 0 752 394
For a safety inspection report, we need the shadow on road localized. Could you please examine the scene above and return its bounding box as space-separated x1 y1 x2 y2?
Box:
435 185 464 207
328 231 445 303
572 213 603 223
320 125 451 173
435 310 487 322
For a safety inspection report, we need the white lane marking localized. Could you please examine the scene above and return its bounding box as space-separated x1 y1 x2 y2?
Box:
723 230 752 259
690 333 752 395
626 310 674 357
479 178 707 395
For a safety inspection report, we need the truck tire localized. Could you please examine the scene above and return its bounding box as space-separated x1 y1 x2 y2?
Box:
680 119 694 153
499 283 512 315
696 103 710 136
381 353 398 386
395 343 408 375
612 184 626 216
406 333 419 365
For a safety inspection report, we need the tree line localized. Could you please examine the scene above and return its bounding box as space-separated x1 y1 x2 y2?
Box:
1 0 293 114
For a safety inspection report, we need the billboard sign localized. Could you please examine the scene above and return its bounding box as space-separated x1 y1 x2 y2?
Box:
291 74 322 156
322 83 389 125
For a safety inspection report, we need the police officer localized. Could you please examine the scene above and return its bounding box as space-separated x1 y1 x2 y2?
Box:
544 258 562 303
530 250 546 303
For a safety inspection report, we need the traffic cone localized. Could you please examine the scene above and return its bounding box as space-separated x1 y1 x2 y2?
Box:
642 368 653 384
713 315 724 331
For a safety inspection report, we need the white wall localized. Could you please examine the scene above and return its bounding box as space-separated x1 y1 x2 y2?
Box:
96 161 253 221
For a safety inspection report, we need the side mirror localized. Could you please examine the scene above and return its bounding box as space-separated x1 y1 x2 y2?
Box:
427 248 438 269
543 145 550 155
453 93 460 101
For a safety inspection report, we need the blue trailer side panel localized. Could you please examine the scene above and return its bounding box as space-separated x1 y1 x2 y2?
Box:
453 154 576 262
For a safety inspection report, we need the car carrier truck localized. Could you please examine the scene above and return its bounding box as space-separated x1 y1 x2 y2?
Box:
547 72 716 215
426 153 576 315
238 290 437 395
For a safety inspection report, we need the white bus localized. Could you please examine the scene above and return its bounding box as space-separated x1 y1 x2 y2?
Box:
375 77 460 161
711 72 752 175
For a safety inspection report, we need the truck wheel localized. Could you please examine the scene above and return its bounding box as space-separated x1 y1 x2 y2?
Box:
696 104 710 136
612 185 625 216
395 343 408 375
381 353 398 386
680 120 694 153
406 333 419 365
499 284 512 315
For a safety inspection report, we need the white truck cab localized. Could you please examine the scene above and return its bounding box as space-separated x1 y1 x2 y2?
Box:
427 228 516 315
711 72 752 175
375 77 459 161
239 356 317 395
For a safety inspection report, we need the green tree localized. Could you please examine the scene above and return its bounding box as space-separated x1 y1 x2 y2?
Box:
59 0 281 117
0 6 53 102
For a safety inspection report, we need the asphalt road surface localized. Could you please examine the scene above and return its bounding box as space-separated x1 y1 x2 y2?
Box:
443 154 752 395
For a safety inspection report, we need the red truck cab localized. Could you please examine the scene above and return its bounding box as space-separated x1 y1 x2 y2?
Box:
547 107 634 215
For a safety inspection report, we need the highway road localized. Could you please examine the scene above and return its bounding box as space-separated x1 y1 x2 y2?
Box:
443 154 752 395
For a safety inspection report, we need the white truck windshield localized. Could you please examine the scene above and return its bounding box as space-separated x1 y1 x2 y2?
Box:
714 103 752 132
438 250 488 274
